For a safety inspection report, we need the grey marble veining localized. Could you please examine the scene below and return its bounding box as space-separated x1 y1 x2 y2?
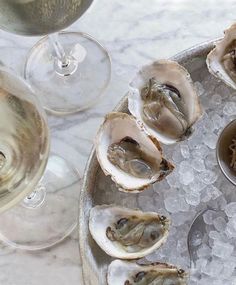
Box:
0 0 236 284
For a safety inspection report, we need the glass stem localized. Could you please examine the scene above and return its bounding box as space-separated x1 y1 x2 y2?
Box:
49 33 68 66
21 183 46 209
49 33 78 77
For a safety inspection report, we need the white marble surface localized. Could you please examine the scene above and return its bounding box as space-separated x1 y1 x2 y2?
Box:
1 0 236 284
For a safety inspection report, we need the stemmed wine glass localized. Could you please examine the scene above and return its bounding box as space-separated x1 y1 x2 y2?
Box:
0 0 111 115
0 66 81 250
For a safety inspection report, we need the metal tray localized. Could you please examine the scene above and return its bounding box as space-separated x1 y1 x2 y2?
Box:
79 40 216 285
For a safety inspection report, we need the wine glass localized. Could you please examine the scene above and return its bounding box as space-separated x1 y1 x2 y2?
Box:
0 0 111 115
0 66 81 250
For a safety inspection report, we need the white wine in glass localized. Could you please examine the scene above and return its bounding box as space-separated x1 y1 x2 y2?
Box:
0 0 111 114
0 72 49 213
0 67 81 250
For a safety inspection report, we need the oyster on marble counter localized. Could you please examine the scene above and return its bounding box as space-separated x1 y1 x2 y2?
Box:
207 23 236 90
107 260 188 285
89 205 170 259
95 112 174 192
128 60 202 145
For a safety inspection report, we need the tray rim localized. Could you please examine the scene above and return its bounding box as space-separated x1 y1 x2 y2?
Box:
79 39 217 284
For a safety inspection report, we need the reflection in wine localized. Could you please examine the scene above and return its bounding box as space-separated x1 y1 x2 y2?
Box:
0 89 49 211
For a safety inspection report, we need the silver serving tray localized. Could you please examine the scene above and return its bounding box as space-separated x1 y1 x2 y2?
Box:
79 40 216 285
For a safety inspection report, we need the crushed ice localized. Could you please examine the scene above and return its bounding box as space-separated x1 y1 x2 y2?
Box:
144 74 236 284
94 71 236 284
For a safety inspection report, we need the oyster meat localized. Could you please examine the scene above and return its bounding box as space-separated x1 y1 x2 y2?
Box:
89 205 170 259
95 112 174 192
107 260 188 285
128 60 202 144
107 136 166 180
207 23 236 90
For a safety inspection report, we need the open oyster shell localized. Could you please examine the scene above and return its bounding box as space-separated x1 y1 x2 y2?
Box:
89 205 170 260
128 60 202 145
107 260 188 285
95 112 174 192
207 23 236 90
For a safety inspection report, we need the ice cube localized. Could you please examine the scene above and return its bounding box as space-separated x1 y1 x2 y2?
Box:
189 177 206 193
211 113 226 131
187 129 204 150
197 244 211 258
195 257 208 272
201 185 222 203
180 144 190 159
205 153 217 169
211 94 222 106
165 192 190 214
201 189 212 203
192 144 209 158
223 102 236 116
202 258 222 277
164 196 181 214
166 171 180 188
209 230 221 241
203 118 214 132
171 212 188 226
191 158 206 172
203 210 217 225
178 196 190 212
203 133 218 149
212 240 234 259
213 216 227 232
180 170 195 185
210 186 222 200
179 161 192 173
199 170 218 185
221 260 235 279
176 238 186 252
225 202 236 217
172 148 182 163
185 191 200 206
226 218 236 238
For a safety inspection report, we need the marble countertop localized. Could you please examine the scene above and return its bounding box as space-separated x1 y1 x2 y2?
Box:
0 0 236 284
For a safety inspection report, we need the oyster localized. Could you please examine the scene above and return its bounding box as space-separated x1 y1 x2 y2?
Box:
95 112 174 192
207 23 236 89
128 60 202 145
107 260 188 285
89 205 170 259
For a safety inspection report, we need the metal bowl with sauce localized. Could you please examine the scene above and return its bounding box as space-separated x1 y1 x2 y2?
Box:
217 119 236 186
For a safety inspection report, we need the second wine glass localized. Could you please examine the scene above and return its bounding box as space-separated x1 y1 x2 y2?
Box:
0 0 111 114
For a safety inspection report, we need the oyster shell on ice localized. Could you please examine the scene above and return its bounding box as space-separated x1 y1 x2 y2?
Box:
95 112 174 192
207 23 236 90
89 205 170 259
128 60 202 145
107 260 188 285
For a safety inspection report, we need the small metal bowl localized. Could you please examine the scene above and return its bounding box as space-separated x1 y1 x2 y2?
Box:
216 119 236 186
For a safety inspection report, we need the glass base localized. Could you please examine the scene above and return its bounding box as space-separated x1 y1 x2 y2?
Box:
24 31 111 115
0 154 81 250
